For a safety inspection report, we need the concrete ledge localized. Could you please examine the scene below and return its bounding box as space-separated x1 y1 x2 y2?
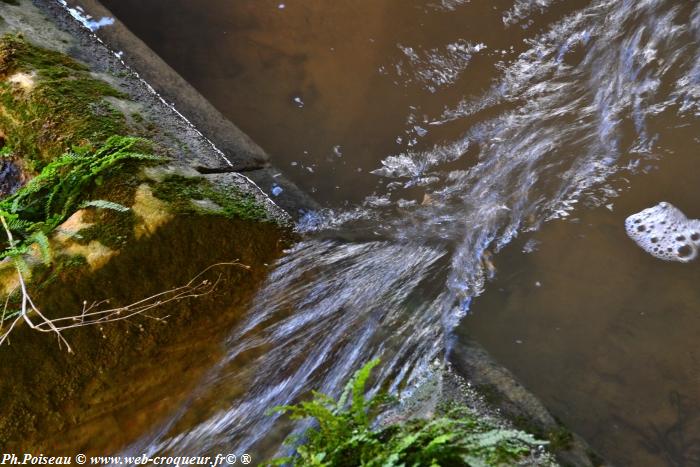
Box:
55 0 319 219
62 0 269 171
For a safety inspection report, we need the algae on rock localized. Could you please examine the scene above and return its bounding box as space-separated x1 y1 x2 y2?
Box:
0 34 129 168
0 0 295 452
0 33 282 341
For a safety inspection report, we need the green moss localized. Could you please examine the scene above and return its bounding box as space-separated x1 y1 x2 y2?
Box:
31 253 88 291
77 210 136 250
60 253 88 269
547 427 574 452
130 112 144 124
0 35 277 310
0 34 129 169
152 175 271 222
72 157 150 249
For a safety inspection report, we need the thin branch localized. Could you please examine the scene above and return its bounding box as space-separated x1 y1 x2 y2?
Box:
0 213 249 351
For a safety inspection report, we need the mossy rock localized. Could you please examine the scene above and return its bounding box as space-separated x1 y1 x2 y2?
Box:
0 32 290 455
0 35 283 295
0 0 291 454
0 34 130 169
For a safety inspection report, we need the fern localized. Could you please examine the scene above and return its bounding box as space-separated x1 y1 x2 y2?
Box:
351 358 379 425
0 135 166 268
28 231 51 265
0 246 27 261
80 199 130 212
12 255 31 278
3 135 161 228
271 361 553 467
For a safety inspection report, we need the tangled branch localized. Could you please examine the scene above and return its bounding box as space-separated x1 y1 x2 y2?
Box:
0 214 249 352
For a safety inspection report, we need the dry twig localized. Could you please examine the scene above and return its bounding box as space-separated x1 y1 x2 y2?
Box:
0 215 249 351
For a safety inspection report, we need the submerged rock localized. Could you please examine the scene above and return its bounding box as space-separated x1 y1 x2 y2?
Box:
625 202 700 262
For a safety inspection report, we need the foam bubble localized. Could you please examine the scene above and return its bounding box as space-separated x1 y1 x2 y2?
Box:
625 202 699 262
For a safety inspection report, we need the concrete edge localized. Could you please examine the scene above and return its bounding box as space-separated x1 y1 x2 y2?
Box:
62 0 268 171
69 0 321 219
45 0 318 220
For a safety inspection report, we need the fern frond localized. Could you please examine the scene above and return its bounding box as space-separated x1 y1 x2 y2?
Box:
80 199 130 212
29 231 52 266
12 255 30 277
0 246 27 260
0 135 168 275
269 359 552 467
351 358 380 425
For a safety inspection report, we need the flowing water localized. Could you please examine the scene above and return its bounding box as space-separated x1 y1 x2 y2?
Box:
94 0 700 465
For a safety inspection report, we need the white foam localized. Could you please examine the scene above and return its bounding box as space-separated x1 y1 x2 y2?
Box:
625 202 700 262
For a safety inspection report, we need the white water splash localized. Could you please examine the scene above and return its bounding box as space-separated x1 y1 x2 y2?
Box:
58 1 114 31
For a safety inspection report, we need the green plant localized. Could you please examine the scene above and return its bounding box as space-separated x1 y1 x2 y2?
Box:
0 34 130 169
0 135 164 261
151 174 271 222
0 135 165 351
270 361 551 466
0 34 273 352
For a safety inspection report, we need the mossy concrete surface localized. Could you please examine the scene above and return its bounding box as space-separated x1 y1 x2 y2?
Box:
0 31 288 286
0 0 294 453
59 0 320 217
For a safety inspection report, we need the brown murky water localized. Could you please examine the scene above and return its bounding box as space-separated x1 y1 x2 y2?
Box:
460 118 700 466
100 0 590 205
89 0 700 465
